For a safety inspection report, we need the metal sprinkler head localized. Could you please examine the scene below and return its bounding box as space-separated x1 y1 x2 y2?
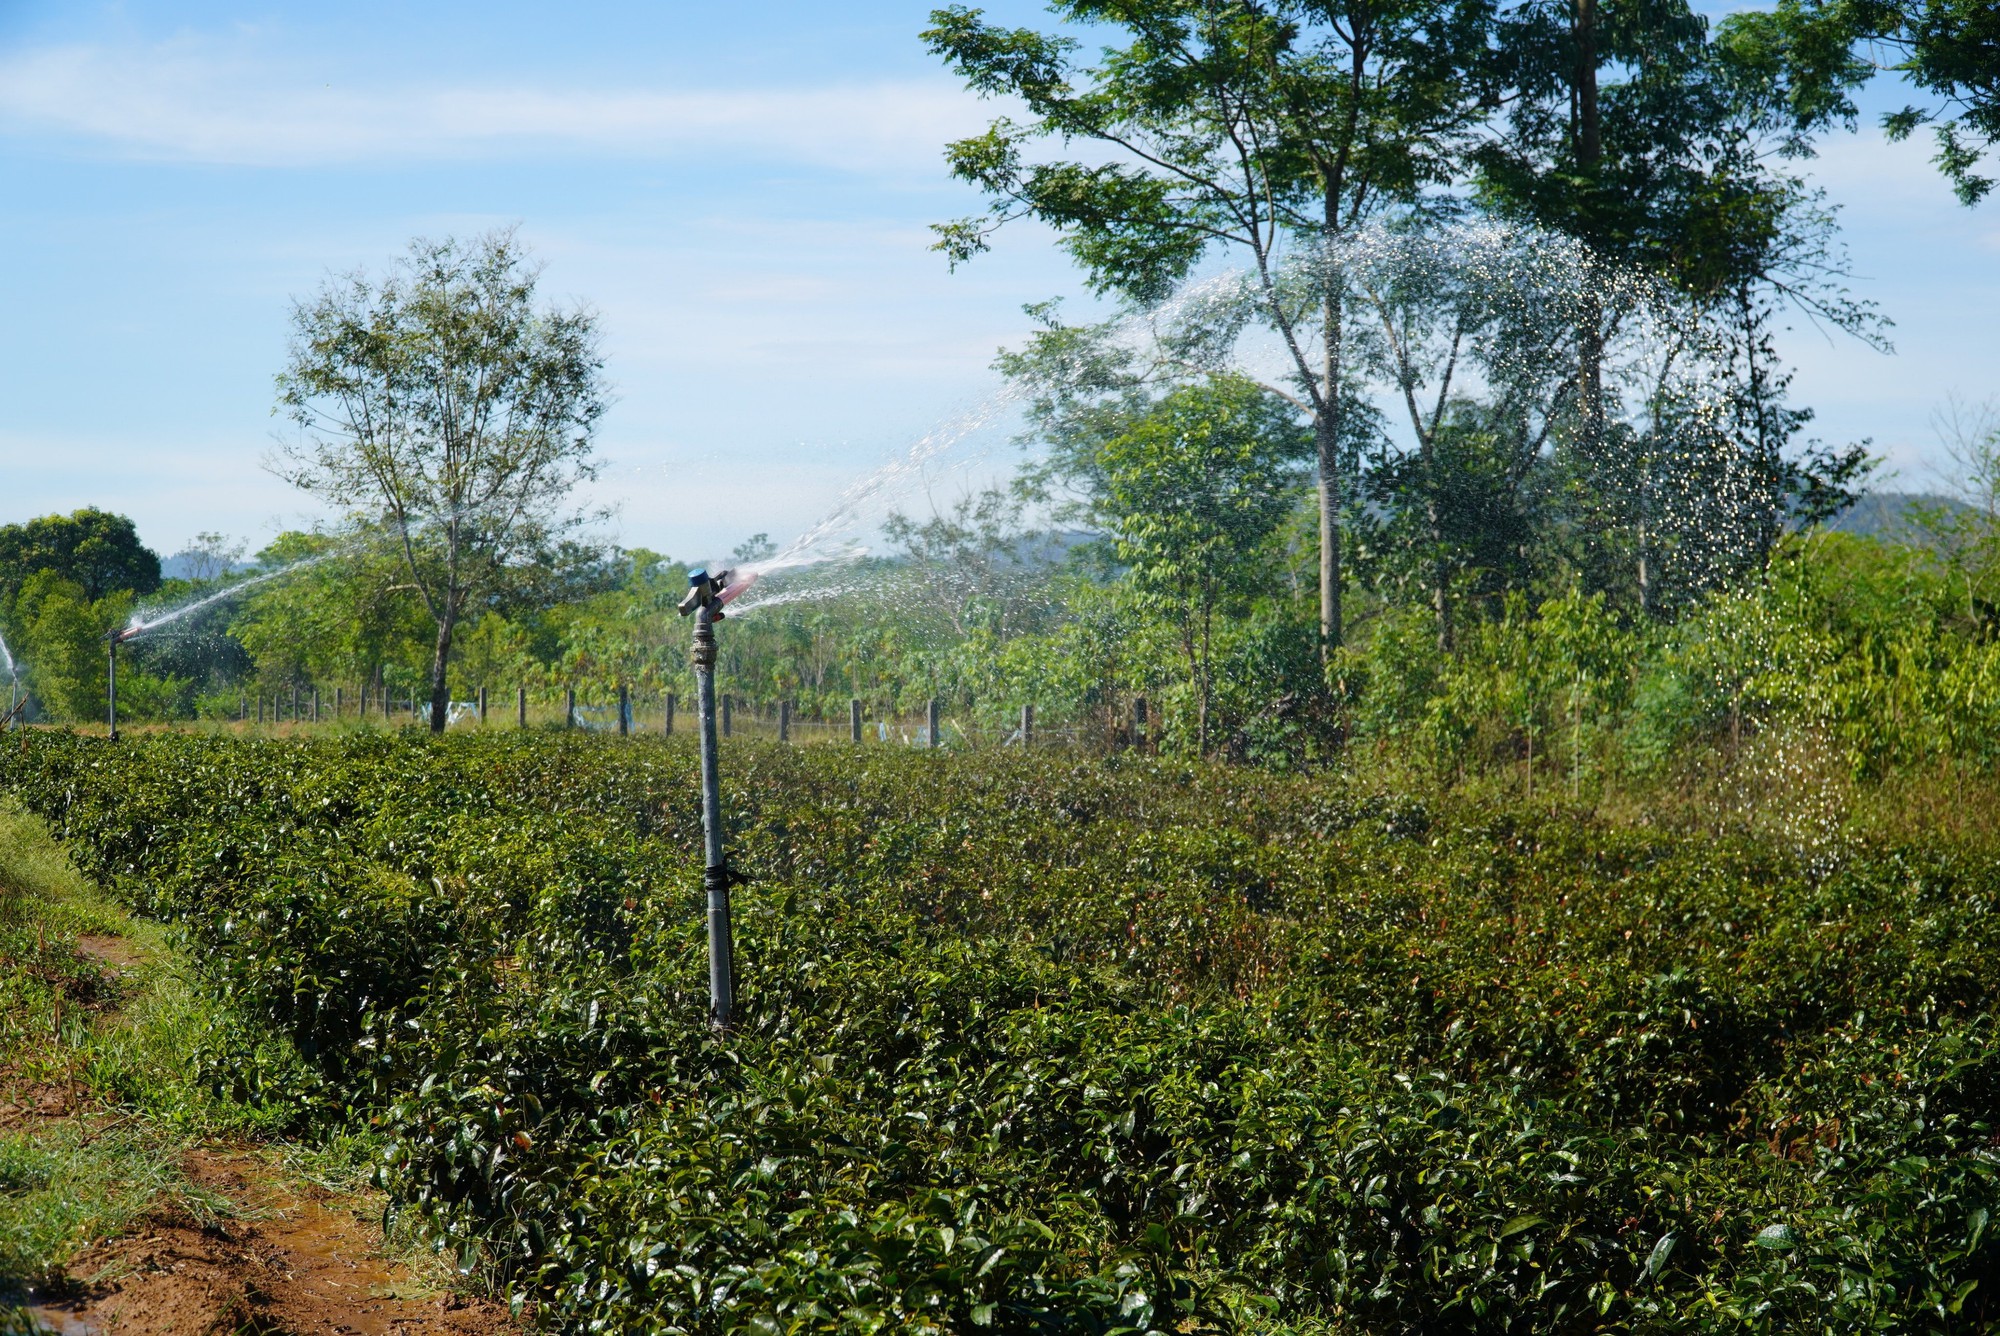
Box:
678 568 733 619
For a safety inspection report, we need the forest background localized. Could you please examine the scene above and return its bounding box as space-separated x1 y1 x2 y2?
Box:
2 0 1998 794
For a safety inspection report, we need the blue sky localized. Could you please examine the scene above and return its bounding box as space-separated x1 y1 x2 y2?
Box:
0 1 1994 565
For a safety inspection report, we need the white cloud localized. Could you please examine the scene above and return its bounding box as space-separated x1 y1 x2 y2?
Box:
0 37 996 170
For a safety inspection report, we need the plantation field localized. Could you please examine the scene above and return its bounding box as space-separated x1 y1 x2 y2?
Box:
1 731 1997 1333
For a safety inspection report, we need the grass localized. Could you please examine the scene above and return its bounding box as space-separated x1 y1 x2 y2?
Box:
0 795 472 1320
0 1121 220 1288
0 799 248 1297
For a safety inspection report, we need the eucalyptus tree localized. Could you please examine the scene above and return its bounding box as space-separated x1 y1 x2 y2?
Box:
274 230 608 733
925 0 1496 665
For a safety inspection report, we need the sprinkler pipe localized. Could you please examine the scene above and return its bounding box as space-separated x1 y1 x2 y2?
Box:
678 567 744 1031
105 628 132 741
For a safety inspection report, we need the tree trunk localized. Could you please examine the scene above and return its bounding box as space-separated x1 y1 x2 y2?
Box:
1637 487 1655 617
1197 604 1214 758
1317 415 1344 666
1432 554 1454 655
1575 0 1601 174
1423 434 1453 653
1573 0 1607 474
1315 183 1347 667
426 591 462 734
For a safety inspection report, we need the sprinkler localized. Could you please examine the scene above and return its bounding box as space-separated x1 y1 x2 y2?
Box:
678 567 751 1030
106 628 132 741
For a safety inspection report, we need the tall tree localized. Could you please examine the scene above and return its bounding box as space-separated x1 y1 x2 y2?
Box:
274 230 608 733
0 508 160 617
1478 0 1721 612
1477 0 1881 611
924 0 1495 667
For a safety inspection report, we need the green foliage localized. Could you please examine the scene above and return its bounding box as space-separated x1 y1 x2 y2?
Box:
273 229 609 730
0 799 266 1299
12 574 109 724
1723 0 2000 205
0 507 160 616
4 732 1999 1331
1101 377 1309 753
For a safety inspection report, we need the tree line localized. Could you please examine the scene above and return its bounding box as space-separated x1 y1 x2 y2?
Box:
0 0 1993 767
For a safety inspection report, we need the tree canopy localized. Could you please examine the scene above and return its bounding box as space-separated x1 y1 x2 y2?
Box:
0 508 160 615
274 229 609 732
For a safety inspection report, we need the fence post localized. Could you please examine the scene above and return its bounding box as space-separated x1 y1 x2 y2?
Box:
619 684 631 736
334 686 343 721
1132 696 1148 750
722 694 732 738
1021 703 1034 747
479 684 488 725
664 691 676 736
566 687 576 730
850 698 862 743
928 699 941 749
779 700 790 743
312 687 320 724
518 685 528 729
292 685 300 722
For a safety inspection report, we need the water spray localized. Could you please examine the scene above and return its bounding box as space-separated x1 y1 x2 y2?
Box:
1 631 19 731
678 565 753 1031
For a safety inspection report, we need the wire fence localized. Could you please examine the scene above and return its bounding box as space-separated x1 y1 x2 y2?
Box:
205 687 1148 752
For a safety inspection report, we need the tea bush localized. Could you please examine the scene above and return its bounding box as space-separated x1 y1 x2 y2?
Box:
2 730 1996 1332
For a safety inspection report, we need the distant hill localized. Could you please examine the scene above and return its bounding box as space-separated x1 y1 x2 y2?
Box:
1824 491 1976 546
160 552 256 582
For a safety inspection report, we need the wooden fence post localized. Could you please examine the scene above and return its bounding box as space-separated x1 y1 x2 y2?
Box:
619 684 631 736
722 694 732 738
566 687 576 729
850 698 862 743
779 700 791 743
1021 703 1034 747
335 686 343 721
517 686 527 729
928 699 940 749
312 687 320 724
664 691 676 736
478 685 488 725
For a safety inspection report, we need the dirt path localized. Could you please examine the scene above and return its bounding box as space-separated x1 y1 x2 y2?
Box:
22 1147 519 1336
9 935 524 1335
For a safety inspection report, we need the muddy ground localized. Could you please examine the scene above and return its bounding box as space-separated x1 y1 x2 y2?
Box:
4 936 524 1335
